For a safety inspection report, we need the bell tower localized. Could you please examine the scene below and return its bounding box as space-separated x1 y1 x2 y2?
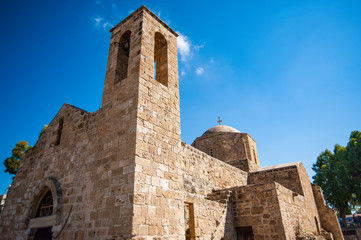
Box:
101 6 180 143
101 6 182 237
101 5 181 152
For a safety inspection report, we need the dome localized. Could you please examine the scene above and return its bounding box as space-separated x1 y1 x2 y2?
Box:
202 125 241 137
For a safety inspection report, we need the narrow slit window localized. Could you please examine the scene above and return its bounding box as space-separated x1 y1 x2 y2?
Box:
55 118 64 146
154 32 168 86
115 30 131 85
253 149 257 164
184 202 195 240
154 61 157 79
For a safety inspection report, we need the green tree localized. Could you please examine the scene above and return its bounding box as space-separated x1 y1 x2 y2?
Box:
3 125 47 175
312 131 361 221
346 131 361 202
39 125 48 137
3 141 32 175
312 145 351 220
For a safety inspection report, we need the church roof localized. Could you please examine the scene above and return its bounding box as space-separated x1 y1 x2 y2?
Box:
202 125 241 137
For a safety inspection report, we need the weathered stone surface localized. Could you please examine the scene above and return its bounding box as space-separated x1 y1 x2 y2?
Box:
0 5 343 240
192 129 260 171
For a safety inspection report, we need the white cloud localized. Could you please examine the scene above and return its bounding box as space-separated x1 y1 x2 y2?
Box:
181 70 186 76
93 17 103 27
103 21 114 29
92 16 113 30
210 59 214 63
128 9 134 15
194 44 204 51
177 33 191 62
196 67 204 75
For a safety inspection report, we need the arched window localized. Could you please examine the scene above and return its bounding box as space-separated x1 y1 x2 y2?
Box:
115 30 131 85
35 189 53 218
26 177 62 238
154 32 168 86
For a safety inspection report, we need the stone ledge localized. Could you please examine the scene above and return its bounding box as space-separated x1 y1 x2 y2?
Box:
28 215 56 229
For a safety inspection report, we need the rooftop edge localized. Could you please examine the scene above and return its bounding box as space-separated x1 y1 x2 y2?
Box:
110 5 179 37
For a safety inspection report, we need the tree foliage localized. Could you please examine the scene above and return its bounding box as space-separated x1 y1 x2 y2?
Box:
39 125 48 137
3 141 32 175
3 125 47 175
312 130 361 219
346 131 361 201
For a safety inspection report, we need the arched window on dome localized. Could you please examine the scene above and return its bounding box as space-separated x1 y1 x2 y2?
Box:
35 189 53 218
115 30 131 85
154 32 168 86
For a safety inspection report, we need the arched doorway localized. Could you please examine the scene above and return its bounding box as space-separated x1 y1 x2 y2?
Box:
33 189 53 240
26 177 62 240
29 189 54 240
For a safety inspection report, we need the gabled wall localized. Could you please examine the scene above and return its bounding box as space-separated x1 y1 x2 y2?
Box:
0 99 138 239
312 184 344 240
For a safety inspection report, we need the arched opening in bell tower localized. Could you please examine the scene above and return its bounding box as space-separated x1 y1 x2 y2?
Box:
154 32 168 86
115 30 131 85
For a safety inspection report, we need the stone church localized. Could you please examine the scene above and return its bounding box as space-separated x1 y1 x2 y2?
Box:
0 6 343 240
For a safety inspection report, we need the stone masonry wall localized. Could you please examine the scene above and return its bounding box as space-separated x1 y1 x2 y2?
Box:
244 163 323 239
277 182 320 239
295 162 324 236
312 184 344 240
181 144 248 195
192 132 259 167
231 182 286 240
228 159 259 172
126 7 249 239
181 144 248 240
249 164 304 195
0 8 148 239
130 7 183 239
230 181 323 240
0 6 336 240
0 102 138 239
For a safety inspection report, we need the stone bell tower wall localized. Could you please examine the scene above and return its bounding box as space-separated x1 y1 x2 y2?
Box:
126 7 183 238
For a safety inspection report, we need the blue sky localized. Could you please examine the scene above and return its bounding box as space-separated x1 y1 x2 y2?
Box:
1 0 361 194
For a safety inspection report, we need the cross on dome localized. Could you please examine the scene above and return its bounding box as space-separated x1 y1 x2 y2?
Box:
217 116 222 125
